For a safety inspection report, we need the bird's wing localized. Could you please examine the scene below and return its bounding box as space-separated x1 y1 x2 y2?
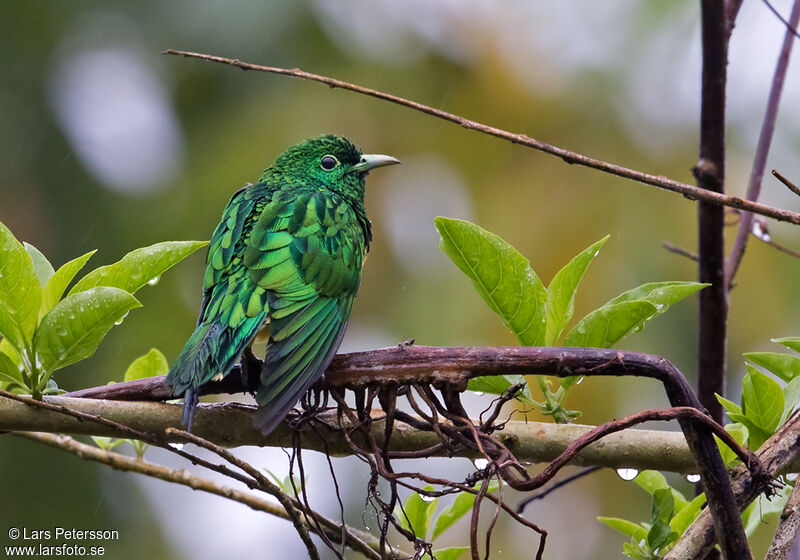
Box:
243 189 366 433
168 185 265 396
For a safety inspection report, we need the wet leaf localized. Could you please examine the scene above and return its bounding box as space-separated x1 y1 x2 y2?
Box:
545 235 609 345
436 217 546 346
36 287 141 376
69 240 208 296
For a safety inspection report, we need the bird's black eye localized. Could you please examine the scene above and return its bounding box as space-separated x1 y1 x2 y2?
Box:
320 155 339 171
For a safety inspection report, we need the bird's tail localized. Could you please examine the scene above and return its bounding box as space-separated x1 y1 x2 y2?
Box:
167 317 264 431
166 321 224 432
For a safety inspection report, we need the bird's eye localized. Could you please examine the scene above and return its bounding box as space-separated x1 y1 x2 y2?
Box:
320 155 339 171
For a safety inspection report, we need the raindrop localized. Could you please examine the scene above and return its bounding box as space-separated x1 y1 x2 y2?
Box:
473 458 489 469
686 473 701 483
147 276 161 286
616 468 639 481
420 494 436 503
114 311 130 326
170 443 184 450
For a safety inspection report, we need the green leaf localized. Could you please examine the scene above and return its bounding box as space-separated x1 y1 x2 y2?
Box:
743 485 792 537
431 482 499 540
545 235 609 345
633 471 687 512
715 423 748 465
772 337 800 354
91 436 125 451
24 242 54 287
40 250 96 318
564 300 656 348
648 488 675 550
69 240 208 297
0 219 42 345
741 365 784 436
397 486 438 540
783 377 800 423
715 394 742 415
597 517 648 541
433 547 469 560
35 287 141 376
605 281 708 313
744 352 800 382
124 348 169 382
435 217 546 346
0 351 25 388
566 281 706 349
670 493 706 535
467 375 537 406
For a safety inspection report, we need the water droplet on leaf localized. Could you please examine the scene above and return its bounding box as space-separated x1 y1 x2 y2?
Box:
686 473 701 483
147 276 160 286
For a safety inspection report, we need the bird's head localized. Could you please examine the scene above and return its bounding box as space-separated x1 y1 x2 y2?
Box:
268 135 399 200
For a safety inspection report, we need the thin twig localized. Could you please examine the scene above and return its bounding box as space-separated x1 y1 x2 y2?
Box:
161 48 800 226
773 169 800 198
764 0 800 39
165 428 322 560
726 0 800 287
515 467 602 514
13 431 382 560
662 242 699 262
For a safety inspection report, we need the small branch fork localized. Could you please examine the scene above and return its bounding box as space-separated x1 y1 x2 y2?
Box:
160 49 800 227
4 345 780 559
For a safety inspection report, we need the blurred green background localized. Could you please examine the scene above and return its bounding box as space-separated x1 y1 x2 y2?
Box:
2 1 800 558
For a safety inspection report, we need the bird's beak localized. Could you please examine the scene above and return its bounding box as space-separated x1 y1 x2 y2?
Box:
350 154 401 174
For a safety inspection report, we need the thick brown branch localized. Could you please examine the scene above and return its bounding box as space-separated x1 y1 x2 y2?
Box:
665 411 800 560
162 49 800 226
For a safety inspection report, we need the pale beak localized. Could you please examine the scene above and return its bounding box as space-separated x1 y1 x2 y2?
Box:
350 154 401 174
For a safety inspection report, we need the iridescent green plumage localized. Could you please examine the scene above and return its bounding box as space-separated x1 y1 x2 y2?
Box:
167 135 398 434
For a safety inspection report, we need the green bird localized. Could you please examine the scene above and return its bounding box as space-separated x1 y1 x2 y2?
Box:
166 135 399 434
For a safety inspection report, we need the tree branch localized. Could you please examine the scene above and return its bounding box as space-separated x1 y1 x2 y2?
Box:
726 0 800 287
0 394 700 472
696 0 730 431
765 480 800 560
13 431 383 560
161 49 800 227
665 410 800 560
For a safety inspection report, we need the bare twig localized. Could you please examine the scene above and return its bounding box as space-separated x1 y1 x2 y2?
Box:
12 432 383 560
726 0 800 287
773 169 800 198
763 0 800 40
662 242 699 262
161 49 800 226
516 467 602 514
